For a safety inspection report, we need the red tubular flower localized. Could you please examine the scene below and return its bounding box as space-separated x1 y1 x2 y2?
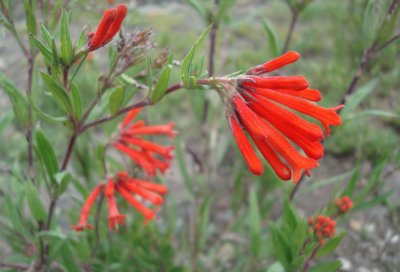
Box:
308 215 336 244
113 108 175 176
247 51 301 75
71 172 168 232
226 51 342 182
228 115 264 176
335 196 353 213
88 4 127 51
70 184 105 231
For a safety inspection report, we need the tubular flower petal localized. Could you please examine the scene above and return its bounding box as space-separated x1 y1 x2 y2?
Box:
70 184 105 231
107 192 125 230
105 178 115 197
119 180 164 205
228 115 264 176
120 136 174 159
124 123 175 138
225 51 342 181
241 76 309 91
116 185 157 223
248 87 343 135
113 142 156 176
114 108 175 175
274 88 322 102
247 51 301 74
232 95 268 140
88 4 127 51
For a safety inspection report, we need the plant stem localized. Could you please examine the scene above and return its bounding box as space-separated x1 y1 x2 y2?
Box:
302 244 321 272
91 193 105 257
202 0 220 124
61 134 78 170
282 10 298 53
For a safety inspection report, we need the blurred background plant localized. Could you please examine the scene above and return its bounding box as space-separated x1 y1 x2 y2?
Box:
0 0 399 271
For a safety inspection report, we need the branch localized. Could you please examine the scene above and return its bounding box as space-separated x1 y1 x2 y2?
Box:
282 10 298 53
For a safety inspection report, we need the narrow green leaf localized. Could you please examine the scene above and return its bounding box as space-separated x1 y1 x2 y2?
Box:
75 27 87 50
23 0 37 49
25 181 47 223
270 224 293 269
342 167 359 197
40 24 53 47
363 0 390 47
299 169 355 195
181 25 212 89
109 86 126 116
151 65 171 103
185 0 208 19
215 0 236 24
51 38 60 72
55 171 72 195
41 72 73 113
60 9 73 65
0 72 29 126
354 191 392 211
70 83 82 118
30 34 52 66
266 262 285 272
308 260 342 272
28 95 68 123
283 199 298 229
316 232 346 257
262 19 279 57
175 137 193 195
249 189 261 256
35 129 59 183
348 110 400 120
198 196 213 251
341 78 379 119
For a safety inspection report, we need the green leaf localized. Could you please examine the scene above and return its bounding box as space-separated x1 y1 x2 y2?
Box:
308 260 342 272
28 95 68 123
146 56 153 94
347 110 400 120
51 38 60 72
341 78 379 119
266 262 285 272
109 86 126 116
30 34 52 66
299 169 355 195
60 9 73 65
41 72 73 113
54 171 72 195
25 181 47 223
188 89 205 121
0 72 29 126
181 25 212 89
198 196 213 251
270 224 293 269
75 27 87 50
40 24 53 47
354 191 392 211
283 199 298 229
185 0 208 19
249 189 262 256
215 0 236 24
316 233 346 257
70 83 82 119
23 0 37 49
262 19 279 57
175 137 193 195
151 65 172 103
35 129 59 183
363 0 390 47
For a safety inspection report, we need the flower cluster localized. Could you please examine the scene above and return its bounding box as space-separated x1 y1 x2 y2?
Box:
87 4 127 51
335 196 353 213
227 51 343 182
71 108 173 232
308 215 336 245
112 108 175 176
71 172 168 231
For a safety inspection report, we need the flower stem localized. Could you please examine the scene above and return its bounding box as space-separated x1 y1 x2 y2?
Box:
282 10 298 53
302 244 322 272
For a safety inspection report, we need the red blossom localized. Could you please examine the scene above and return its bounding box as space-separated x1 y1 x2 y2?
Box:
308 215 336 244
113 108 175 176
70 184 105 231
226 51 342 182
88 4 127 51
335 196 353 213
71 172 168 232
